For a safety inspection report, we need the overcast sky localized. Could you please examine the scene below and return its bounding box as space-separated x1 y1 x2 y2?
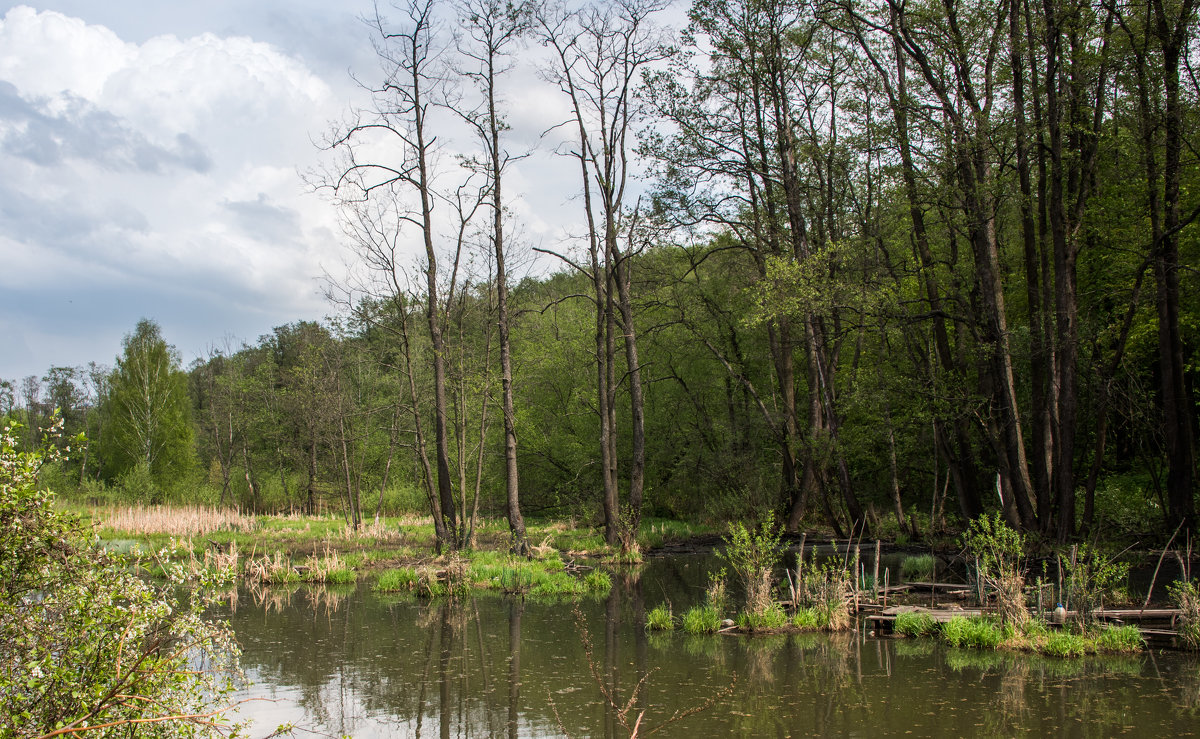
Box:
0 1 622 384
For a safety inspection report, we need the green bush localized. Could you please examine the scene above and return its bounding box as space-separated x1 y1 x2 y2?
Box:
0 421 239 736
646 604 674 631
682 604 722 634
942 616 1003 649
584 568 613 593
894 611 938 637
1169 580 1200 650
718 512 785 615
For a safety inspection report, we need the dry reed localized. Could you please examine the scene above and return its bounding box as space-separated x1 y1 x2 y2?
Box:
100 505 257 536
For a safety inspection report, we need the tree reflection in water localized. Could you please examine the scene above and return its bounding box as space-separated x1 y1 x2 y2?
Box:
223 558 1200 738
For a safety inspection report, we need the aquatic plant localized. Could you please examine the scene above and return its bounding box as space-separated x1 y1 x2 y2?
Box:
244 550 301 584
646 603 674 631
682 603 723 634
374 567 419 592
1042 631 1088 658
1094 625 1145 654
719 512 785 615
1062 543 1130 623
894 611 938 638
736 603 788 631
791 606 826 631
942 616 1003 649
798 558 852 630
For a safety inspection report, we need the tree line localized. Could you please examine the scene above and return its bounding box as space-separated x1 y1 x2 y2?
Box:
2 0 1197 550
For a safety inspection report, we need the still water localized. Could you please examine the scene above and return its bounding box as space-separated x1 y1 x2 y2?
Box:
222 557 1200 738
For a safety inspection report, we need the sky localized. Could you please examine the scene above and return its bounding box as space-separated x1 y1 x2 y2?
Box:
0 0 612 384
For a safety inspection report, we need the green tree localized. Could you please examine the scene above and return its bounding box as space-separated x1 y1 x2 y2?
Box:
101 319 194 495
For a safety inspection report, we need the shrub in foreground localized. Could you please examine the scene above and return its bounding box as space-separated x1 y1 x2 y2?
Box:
1 422 240 737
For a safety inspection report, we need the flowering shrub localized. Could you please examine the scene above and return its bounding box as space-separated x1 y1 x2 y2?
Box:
0 421 242 738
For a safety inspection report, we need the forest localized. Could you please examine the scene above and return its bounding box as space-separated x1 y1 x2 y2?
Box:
2 0 1198 553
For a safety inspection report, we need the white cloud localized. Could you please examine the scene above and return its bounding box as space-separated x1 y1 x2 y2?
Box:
0 5 349 378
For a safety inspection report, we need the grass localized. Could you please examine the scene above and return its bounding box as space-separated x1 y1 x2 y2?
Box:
791 606 826 631
900 554 936 581
97 504 259 536
681 604 722 635
646 604 674 631
894 611 938 637
374 567 419 592
736 603 788 631
942 616 1003 649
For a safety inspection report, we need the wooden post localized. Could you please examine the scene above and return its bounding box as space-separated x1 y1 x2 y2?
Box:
883 568 890 608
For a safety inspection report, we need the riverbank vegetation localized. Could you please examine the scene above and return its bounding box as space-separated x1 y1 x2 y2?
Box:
1 424 242 737
4 0 1198 556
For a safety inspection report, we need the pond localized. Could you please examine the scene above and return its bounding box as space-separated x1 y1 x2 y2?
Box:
222 555 1200 738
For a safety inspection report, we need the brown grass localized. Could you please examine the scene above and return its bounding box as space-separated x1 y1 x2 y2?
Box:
100 505 257 537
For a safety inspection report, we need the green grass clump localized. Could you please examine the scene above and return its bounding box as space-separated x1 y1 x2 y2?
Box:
942 616 1002 649
374 567 418 592
901 554 936 581
646 604 674 631
894 611 938 638
583 569 612 593
322 567 357 585
736 604 788 631
1094 625 1144 654
1043 630 1088 658
682 604 722 635
791 606 827 631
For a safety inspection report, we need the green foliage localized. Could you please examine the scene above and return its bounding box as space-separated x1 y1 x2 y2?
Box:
1042 631 1089 658
1169 580 1200 650
1095 625 1145 654
0 422 239 736
736 603 788 631
101 319 195 492
942 616 1003 650
901 554 936 581
681 604 723 634
646 603 675 631
583 569 612 593
791 606 826 631
718 512 785 615
1062 544 1131 622
894 611 939 638
960 514 1029 625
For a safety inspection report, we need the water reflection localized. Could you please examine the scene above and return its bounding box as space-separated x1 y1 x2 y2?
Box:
224 559 1200 738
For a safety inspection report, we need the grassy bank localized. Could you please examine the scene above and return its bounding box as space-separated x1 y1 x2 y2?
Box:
74 502 710 597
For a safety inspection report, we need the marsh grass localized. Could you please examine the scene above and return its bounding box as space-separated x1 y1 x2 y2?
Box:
894 611 938 637
374 567 419 592
943 616 1004 649
1170 580 1200 650
100 504 258 536
682 604 722 634
244 551 300 584
736 603 788 631
646 604 674 631
305 548 356 585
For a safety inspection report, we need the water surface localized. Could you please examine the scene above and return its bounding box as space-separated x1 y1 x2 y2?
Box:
223 557 1200 738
